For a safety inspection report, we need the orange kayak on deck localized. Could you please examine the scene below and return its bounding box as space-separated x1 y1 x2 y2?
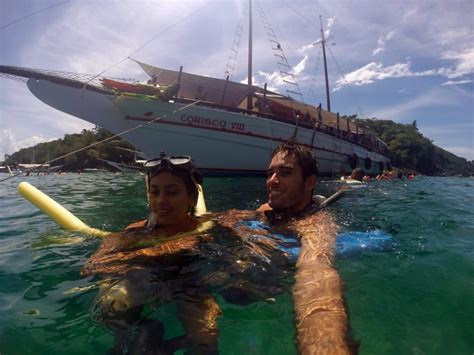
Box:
100 78 165 96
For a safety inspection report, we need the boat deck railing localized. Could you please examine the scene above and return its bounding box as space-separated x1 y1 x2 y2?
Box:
173 96 390 157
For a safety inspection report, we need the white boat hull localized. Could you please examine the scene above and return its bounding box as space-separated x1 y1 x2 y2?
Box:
27 79 389 175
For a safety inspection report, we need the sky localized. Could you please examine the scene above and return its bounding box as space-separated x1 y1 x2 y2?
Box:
0 0 473 161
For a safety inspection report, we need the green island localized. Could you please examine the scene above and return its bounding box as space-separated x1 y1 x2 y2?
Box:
345 116 473 176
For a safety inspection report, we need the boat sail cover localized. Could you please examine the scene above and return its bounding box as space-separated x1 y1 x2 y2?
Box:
135 60 362 134
136 60 283 108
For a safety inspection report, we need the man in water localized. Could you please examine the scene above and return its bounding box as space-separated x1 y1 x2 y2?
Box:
258 140 356 354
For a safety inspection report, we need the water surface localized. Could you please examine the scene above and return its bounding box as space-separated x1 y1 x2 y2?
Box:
0 174 472 354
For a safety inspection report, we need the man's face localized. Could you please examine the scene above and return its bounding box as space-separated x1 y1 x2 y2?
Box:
266 151 316 212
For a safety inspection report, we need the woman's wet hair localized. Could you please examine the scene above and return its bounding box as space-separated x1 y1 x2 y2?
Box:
271 139 319 179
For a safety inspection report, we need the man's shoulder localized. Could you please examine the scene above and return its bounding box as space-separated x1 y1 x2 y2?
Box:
258 202 321 225
257 195 326 215
257 203 272 212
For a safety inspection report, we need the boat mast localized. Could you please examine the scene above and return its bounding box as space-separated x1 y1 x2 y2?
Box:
320 15 331 112
247 0 253 111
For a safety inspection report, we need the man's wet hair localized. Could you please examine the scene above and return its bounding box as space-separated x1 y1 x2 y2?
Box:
271 139 319 179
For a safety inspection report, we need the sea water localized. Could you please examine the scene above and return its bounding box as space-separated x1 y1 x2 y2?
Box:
0 174 472 354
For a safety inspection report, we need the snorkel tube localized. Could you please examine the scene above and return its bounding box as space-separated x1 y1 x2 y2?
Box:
17 182 110 237
195 184 207 216
315 190 344 210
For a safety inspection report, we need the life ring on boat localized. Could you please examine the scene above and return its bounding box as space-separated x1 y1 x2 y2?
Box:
365 157 372 170
348 153 358 169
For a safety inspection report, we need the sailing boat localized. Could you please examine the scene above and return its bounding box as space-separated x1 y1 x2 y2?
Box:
0 1 390 176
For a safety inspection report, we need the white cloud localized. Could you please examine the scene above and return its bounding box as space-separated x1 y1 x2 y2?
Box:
372 47 383 57
441 48 474 78
335 47 474 90
402 7 418 22
239 74 279 92
298 43 315 54
250 55 309 94
325 17 336 39
437 27 472 46
0 129 18 160
441 79 473 86
0 129 53 160
293 55 308 75
372 30 396 56
298 17 336 54
254 71 283 91
334 62 412 89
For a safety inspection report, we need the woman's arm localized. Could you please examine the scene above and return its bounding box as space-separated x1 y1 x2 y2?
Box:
81 231 200 276
292 211 355 355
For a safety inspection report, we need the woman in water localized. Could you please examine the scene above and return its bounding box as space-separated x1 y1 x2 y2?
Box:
82 153 221 354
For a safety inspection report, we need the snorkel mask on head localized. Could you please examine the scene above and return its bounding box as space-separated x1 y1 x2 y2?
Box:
144 152 203 185
144 152 193 177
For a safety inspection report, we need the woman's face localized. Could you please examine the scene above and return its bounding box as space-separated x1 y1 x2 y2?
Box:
148 172 193 226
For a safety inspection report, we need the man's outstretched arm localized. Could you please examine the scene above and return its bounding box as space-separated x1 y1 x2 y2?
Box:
292 211 356 355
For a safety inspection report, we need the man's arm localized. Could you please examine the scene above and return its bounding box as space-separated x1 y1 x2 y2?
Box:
292 211 355 355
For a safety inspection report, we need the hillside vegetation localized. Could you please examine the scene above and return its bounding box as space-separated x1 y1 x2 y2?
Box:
345 116 473 175
3 127 136 171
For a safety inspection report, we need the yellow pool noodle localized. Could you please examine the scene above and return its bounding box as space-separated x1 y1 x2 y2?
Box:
17 182 109 237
